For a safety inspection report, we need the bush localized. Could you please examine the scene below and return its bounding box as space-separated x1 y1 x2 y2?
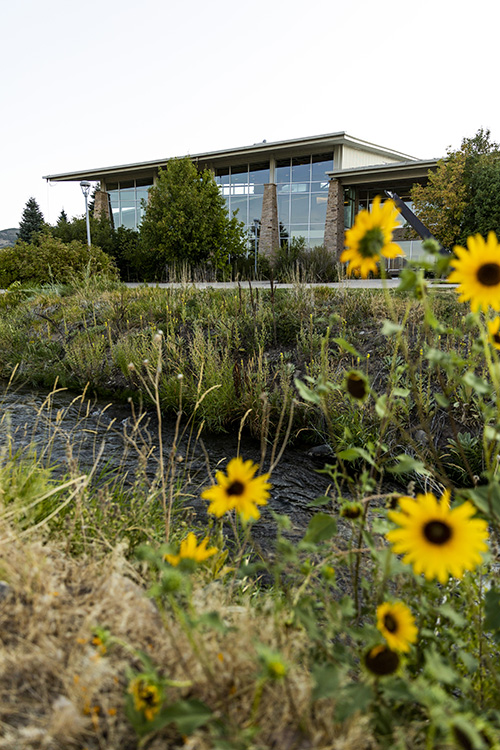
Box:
0 232 119 286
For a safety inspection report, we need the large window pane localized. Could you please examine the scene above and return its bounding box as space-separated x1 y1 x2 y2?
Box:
120 188 135 201
215 168 230 184
121 207 136 229
277 194 290 224
249 163 269 184
276 159 291 183
312 154 333 181
230 166 249 184
310 194 328 223
230 196 248 224
290 194 309 223
292 156 310 183
248 195 263 223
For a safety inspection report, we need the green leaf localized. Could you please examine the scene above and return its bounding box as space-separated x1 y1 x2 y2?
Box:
392 387 410 398
307 495 332 508
375 393 389 418
484 588 500 632
462 371 491 395
303 512 338 544
438 603 466 627
424 305 445 332
396 268 417 292
294 378 321 405
424 646 458 685
381 320 403 336
196 611 229 633
435 392 450 408
462 482 500 518
333 683 374 722
458 650 478 672
311 663 341 701
387 454 430 476
333 337 360 357
338 446 376 467
161 699 212 735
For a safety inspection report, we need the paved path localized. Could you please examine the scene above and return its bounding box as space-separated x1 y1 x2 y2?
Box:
0 279 456 293
125 279 455 290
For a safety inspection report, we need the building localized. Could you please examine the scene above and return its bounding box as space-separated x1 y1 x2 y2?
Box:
43 132 437 260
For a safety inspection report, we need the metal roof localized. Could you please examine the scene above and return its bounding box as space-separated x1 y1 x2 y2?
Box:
43 132 419 183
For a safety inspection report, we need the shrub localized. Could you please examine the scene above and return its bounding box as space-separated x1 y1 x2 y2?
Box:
0 232 119 286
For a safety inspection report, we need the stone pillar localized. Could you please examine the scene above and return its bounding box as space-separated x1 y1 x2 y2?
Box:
259 183 279 258
324 179 345 261
93 190 111 222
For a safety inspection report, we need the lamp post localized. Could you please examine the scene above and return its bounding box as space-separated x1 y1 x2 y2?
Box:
80 181 92 248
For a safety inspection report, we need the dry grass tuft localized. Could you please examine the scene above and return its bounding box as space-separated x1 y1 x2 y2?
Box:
0 524 378 749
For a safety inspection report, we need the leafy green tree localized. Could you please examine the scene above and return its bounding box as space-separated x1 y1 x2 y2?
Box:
140 157 246 272
411 128 500 249
18 197 45 243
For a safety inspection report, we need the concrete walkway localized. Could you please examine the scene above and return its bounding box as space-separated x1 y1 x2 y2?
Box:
125 279 455 290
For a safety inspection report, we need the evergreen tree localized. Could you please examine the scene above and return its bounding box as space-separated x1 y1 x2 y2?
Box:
18 197 44 243
140 157 246 271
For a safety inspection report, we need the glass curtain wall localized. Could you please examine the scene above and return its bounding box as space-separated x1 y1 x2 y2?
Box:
107 178 153 229
214 163 269 239
276 153 333 247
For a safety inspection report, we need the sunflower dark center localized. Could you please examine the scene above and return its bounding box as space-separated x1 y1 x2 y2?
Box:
358 227 384 258
424 520 452 545
365 645 400 676
477 262 500 286
383 613 398 633
347 374 367 399
493 333 500 345
227 480 245 496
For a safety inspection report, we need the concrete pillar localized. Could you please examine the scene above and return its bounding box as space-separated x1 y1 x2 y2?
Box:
324 178 345 260
259 183 279 258
93 190 111 222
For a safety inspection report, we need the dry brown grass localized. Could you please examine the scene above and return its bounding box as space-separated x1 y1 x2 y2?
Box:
0 524 379 750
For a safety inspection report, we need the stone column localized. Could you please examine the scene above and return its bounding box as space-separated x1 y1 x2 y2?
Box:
324 179 345 260
93 190 111 222
259 183 279 258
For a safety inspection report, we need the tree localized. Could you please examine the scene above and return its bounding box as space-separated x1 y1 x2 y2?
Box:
18 197 44 243
411 129 500 249
140 157 246 271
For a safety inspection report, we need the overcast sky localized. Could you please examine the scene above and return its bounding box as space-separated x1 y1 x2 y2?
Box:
1 0 499 229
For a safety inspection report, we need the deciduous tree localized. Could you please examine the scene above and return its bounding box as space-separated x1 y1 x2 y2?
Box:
411 129 500 249
140 157 246 272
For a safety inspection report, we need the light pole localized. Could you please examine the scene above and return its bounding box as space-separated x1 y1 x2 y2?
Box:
80 181 92 248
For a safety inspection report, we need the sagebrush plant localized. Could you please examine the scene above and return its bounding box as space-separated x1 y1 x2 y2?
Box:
3 200 500 748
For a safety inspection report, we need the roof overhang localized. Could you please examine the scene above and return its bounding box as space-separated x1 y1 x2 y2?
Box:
328 159 438 186
43 132 420 183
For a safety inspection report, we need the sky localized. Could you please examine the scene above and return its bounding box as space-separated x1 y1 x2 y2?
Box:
2 0 500 229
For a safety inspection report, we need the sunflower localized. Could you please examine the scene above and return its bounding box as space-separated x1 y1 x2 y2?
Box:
164 532 218 566
129 678 162 722
364 644 400 677
448 232 500 312
376 601 418 653
487 317 500 350
341 196 403 278
201 457 271 521
344 370 369 401
386 490 488 584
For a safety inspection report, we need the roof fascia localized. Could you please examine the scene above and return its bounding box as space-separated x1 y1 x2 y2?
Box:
43 132 418 183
